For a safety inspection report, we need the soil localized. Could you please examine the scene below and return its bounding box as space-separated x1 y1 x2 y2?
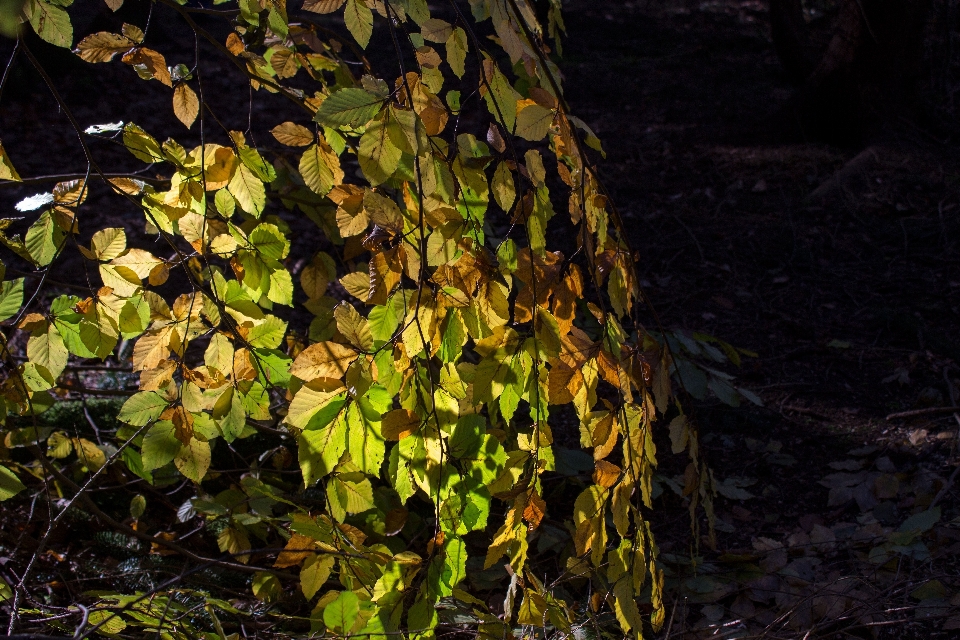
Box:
0 0 959 637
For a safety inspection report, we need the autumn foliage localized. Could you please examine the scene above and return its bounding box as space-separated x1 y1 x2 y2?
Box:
0 0 721 636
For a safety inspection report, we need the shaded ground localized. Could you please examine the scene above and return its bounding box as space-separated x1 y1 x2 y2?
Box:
560 0 960 636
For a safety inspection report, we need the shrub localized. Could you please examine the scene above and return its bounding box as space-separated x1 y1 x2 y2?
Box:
0 0 716 636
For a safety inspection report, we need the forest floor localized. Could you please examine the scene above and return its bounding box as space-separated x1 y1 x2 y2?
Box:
559 0 960 637
0 0 959 637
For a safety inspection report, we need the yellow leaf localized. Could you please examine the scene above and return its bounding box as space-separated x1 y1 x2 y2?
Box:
380 409 420 440
290 341 358 381
89 227 127 261
0 140 21 181
73 438 106 470
132 328 172 371
300 252 334 299
174 436 210 483
339 271 372 302
515 101 554 141
271 121 315 147
492 161 515 212
301 553 335 600
333 303 373 351
173 84 200 129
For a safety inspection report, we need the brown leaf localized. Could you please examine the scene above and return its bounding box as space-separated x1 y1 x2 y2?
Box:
487 123 506 153
547 363 579 405
522 489 546 529
274 533 318 568
163 406 194 445
225 32 244 55
122 48 173 87
74 32 135 63
380 409 420 440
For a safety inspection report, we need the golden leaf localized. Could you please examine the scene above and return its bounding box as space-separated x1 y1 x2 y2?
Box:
339 271 372 302
233 348 258 381
290 341 358 381
173 84 200 129
271 121 315 147
592 460 621 489
380 409 420 440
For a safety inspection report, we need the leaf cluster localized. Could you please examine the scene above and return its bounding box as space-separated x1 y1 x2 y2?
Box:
0 0 730 637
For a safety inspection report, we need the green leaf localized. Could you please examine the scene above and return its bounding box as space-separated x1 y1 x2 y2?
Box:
141 422 179 471
298 408 347 486
249 223 290 260
326 476 374 521
481 60 520 133
267 263 294 306
239 146 277 183
26 0 73 48
247 315 288 349
118 391 169 426
343 0 373 48
252 348 292 386
252 571 282 602
118 297 150 338
323 590 360 634
0 278 24 323
0 465 26 501
87 610 126 635
25 211 64 267
314 88 383 128
215 188 236 218
130 494 147 519
899 507 941 534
